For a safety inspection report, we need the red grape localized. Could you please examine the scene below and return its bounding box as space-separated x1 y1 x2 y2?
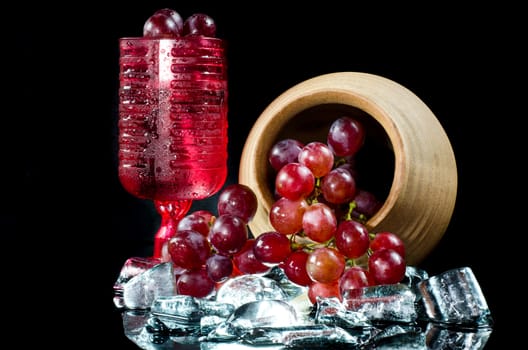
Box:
334 219 370 259
280 250 312 287
298 141 334 178
368 248 406 285
217 184 258 223
206 254 233 282
306 247 346 283
268 139 304 171
321 167 356 204
338 266 373 296
327 116 365 157
177 212 211 236
275 163 315 200
253 231 292 265
143 8 183 37
168 230 210 270
351 189 382 219
269 197 308 235
302 202 337 243
176 268 215 298
232 239 271 275
182 13 216 37
209 214 248 255
370 231 405 258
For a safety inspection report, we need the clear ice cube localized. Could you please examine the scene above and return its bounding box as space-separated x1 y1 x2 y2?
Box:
418 267 493 327
121 262 176 309
113 256 162 308
342 283 417 324
215 274 289 309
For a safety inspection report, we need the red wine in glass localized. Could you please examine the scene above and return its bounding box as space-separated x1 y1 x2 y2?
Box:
118 35 228 258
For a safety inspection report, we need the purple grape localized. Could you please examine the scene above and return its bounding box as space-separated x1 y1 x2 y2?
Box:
206 254 233 282
268 138 305 172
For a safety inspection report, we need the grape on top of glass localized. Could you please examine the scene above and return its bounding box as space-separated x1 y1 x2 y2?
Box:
118 9 228 258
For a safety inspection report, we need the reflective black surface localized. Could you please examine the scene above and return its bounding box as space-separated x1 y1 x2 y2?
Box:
9 2 518 348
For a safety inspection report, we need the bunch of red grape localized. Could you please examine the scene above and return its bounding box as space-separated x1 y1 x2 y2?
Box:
163 116 406 304
266 116 407 304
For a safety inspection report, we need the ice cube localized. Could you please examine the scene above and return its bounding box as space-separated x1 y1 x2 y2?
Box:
113 256 162 308
215 274 289 309
314 297 370 328
122 262 176 309
425 322 493 349
418 267 493 327
342 283 417 324
206 300 298 342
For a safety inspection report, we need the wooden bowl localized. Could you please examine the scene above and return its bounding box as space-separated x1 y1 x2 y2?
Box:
239 72 457 265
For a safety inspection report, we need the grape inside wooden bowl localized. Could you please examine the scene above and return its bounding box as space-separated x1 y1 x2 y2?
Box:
239 72 457 265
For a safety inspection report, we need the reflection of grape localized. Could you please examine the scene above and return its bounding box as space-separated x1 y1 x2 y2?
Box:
308 280 340 304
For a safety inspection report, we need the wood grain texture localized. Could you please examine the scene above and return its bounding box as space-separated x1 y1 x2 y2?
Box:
239 72 457 265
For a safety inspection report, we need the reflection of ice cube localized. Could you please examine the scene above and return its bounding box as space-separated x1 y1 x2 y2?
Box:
418 267 493 327
215 274 288 309
122 262 176 309
342 284 417 324
151 295 235 328
151 295 202 324
425 322 492 349
206 300 298 342
365 324 425 349
122 310 172 350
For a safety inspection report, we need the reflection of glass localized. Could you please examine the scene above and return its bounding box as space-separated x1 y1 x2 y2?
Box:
118 36 228 258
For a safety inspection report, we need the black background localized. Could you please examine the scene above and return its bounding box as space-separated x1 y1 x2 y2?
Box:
7 2 521 348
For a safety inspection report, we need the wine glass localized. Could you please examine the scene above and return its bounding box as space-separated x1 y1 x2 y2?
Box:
117 35 228 258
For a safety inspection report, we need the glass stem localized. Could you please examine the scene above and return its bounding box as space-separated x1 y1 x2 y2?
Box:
152 199 193 259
